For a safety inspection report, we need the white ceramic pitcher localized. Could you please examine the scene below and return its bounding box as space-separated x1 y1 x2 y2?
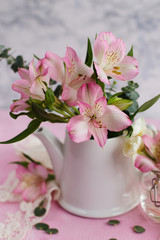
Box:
34 127 140 218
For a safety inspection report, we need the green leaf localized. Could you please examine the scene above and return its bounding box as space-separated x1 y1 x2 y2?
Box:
133 94 160 118
31 102 68 123
0 48 11 58
46 174 55 181
96 79 105 95
11 55 24 72
127 45 133 57
133 225 145 233
107 92 124 103
9 111 34 120
22 153 41 165
33 54 40 60
46 228 59 234
126 101 139 114
108 97 133 111
10 161 29 168
0 45 5 51
50 79 57 85
34 207 46 217
35 223 49 231
126 126 133 137
85 38 93 67
54 85 62 98
44 87 55 109
107 130 123 139
0 119 41 144
125 91 139 101
107 219 120 226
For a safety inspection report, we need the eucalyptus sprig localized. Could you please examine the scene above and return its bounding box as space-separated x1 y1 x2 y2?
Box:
0 45 28 72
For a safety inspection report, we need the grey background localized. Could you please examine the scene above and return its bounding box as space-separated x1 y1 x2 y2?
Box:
0 0 160 119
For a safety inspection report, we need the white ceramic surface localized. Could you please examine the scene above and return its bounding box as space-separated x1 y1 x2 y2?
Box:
34 128 140 218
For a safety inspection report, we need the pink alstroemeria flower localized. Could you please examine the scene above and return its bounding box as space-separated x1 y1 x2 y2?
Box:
67 82 132 147
93 32 139 84
44 47 93 106
11 59 50 112
14 162 49 202
135 131 160 172
10 97 30 112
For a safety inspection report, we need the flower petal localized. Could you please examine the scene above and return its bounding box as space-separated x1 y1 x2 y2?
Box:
142 134 157 159
39 181 47 194
108 55 139 81
22 186 41 202
18 68 31 83
77 82 104 106
10 98 29 112
44 51 65 84
64 47 93 80
94 63 110 84
105 38 125 68
135 155 157 172
35 164 48 179
99 32 117 45
29 59 37 80
94 97 107 118
94 36 106 65
16 165 29 179
12 79 30 96
67 115 91 143
78 101 91 120
14 182 27 194
30 77 46 100
102 105 132 131
61 84 78 106
89 121 108 148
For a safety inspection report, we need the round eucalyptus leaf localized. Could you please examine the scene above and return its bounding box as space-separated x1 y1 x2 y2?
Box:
35 223 49 231
107 219 120 226
133 225 145 233
34 207 46 217
46 228 59 234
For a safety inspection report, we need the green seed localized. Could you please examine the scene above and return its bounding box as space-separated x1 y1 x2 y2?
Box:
109 238 117 240
133 225 145 233
34 207 46 217
35 223 49 231
46 228 59 234
107 219 120 226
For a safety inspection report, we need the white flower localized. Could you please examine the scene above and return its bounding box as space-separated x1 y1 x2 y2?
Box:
123 118 157 158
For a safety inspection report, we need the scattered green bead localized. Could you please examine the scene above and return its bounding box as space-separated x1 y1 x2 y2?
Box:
34 207 46 217
46 228 59 234
35 223 49 231
107 219 120 226
133 225 145 233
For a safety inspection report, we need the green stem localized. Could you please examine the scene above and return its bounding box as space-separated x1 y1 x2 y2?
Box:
71 106 80 115
61 104 75 117
51 106 71 118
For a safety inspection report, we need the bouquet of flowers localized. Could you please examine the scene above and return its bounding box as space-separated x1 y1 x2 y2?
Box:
1 31 160 148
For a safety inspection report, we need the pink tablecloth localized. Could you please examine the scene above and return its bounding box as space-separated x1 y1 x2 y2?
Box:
0 110 160 240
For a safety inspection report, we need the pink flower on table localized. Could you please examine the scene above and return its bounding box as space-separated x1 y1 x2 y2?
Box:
44 47 93 106
67 82 132 148
93 32 139 84
13 162 49 202
135 131 160 172
11 59 50 112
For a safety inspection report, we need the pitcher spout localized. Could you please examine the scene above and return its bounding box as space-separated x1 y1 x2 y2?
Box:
34 127 64 184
